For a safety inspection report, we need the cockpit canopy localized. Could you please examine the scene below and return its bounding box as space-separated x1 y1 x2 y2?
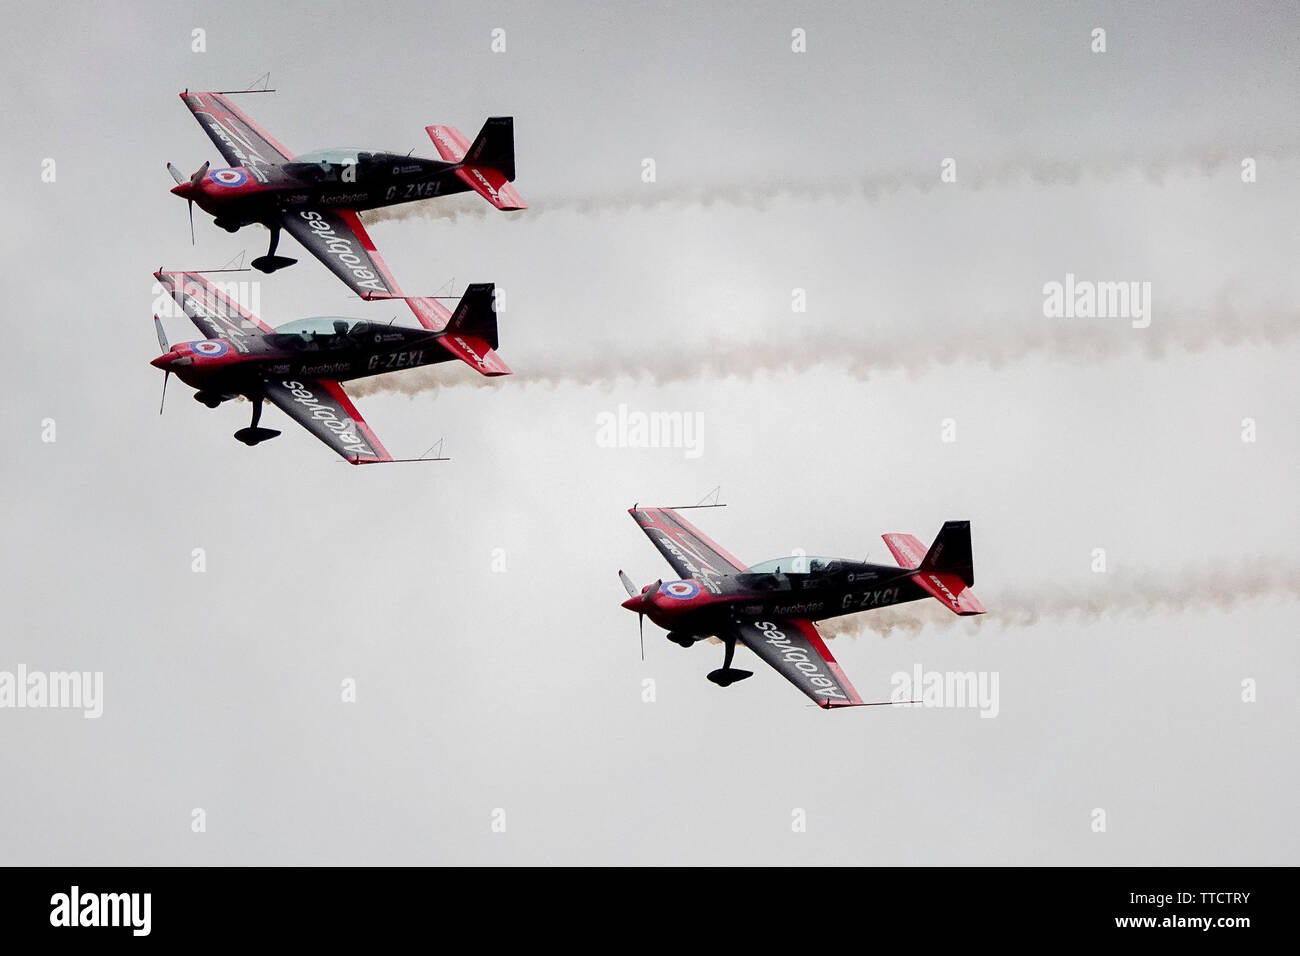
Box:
292 147 371 167
745 556 843 575
273 316 371 338
283 148 393 184
264 317 373 352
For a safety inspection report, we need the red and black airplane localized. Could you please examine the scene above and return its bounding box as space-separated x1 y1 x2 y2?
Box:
151 270 509 463
167 91 525 298
620 507 986 708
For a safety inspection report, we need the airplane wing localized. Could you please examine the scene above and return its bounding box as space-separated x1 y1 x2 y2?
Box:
278 207 404 298
155 270 274 355
179 92 293 178
629 507 746 595
261 378 393 464
730 617 866 708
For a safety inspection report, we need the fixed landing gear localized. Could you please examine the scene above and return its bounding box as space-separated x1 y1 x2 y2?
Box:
250 223 297 274
232 390 281 446
706 633 753 688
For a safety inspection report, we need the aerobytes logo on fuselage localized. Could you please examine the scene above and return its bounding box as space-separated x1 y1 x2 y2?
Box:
281 380 374 457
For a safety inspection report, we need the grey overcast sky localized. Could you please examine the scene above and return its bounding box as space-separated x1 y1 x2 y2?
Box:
1 1 1297 864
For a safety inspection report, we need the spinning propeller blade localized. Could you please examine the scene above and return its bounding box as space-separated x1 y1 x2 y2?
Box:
186 162 208 245
642 580 662 606
155 315 171 415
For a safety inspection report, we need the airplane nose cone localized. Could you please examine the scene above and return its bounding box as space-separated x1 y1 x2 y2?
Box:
170 181 194 198
621 595 644 613
150 352 175 370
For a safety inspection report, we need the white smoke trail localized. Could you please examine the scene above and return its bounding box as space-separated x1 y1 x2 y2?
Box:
345 303 1299 398
359 144 1299 225
817 559 1300 639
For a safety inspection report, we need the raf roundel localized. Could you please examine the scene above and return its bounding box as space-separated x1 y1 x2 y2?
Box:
192 340 229 357
663 580 701 600
212 168 248 188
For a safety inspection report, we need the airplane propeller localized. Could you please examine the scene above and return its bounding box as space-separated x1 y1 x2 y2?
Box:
619 571 660 660
168 161 209 244
154 315 170 415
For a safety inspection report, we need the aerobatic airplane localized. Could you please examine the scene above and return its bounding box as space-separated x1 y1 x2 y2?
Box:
167 91 525 297
150 270 509 463
620 507 986 708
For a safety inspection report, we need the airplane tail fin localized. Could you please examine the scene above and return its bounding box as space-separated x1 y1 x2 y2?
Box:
464 116 516 181
919 520 974 587
426 117 526 211
435 283 511 376
881 521 985 616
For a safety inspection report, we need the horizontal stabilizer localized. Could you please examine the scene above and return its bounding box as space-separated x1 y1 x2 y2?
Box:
454 165 526 210
881 533 927 569
438 333 511 376
425 125 471 162
910 570 986 615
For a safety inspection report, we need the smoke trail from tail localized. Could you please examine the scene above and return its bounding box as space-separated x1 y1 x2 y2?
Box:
345 303 1299 398
817 559 1300 638
359 145 1298 225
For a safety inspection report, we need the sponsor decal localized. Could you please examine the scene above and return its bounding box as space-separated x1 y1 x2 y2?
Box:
281 380 374 457
211 167 248 187
926 574 960 608
754 621 845 700
663 580 700 600
452 336 486 369
298 361 353 377
175 279 258 354
469 167 500 202
297 211 387 292
193 108 274 181
773 601 824 615
650 532 724 594
192 339 229 357
393 164 423 175
429 128 460 157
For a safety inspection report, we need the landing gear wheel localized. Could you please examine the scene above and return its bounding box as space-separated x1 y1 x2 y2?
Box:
707 668 754 687
233 427 281 446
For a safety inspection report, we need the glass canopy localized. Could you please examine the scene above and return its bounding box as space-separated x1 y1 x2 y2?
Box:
744 556 842 575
